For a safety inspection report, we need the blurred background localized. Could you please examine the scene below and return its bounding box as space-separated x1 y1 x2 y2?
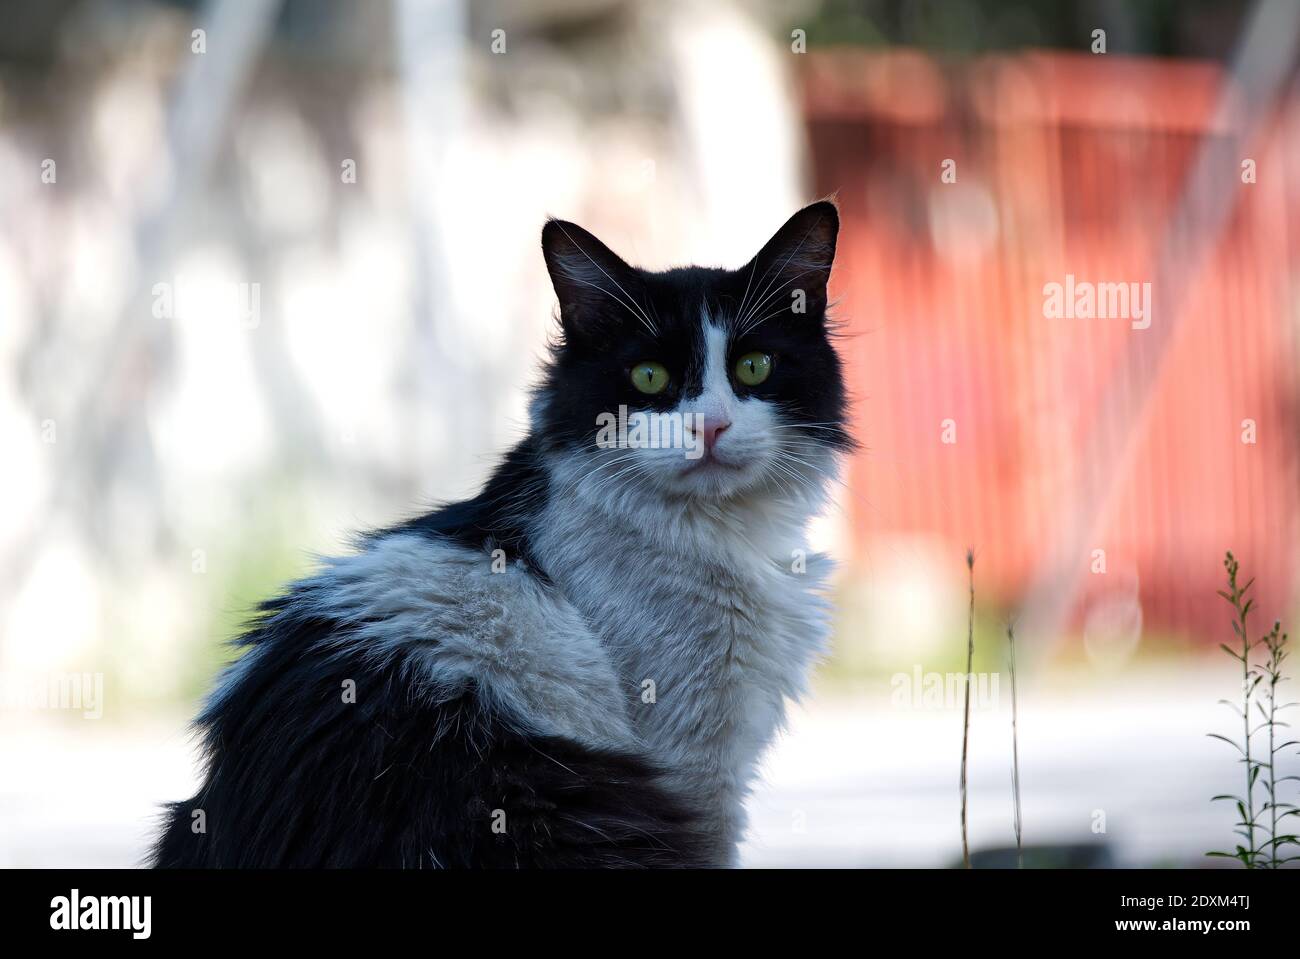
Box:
1 0 1298 868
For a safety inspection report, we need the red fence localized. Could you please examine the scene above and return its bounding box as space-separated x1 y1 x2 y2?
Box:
803 50 1300 639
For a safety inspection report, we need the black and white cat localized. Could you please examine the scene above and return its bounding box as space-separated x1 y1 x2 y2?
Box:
152 201 851 868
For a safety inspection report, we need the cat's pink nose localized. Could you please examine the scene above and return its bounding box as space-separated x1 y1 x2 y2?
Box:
696 417 731 452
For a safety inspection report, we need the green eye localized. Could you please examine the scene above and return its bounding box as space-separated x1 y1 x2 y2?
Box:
630 361 670 395
735 351 773 386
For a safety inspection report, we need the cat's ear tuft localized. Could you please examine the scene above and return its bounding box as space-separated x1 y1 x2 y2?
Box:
741 201 839 319
541 218 642 339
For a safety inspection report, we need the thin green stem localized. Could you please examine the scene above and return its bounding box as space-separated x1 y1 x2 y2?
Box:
1008 621 1023 869
1221 552 1258 867
1242 611 1254 866
1260 621 1288 869
960 549 974 870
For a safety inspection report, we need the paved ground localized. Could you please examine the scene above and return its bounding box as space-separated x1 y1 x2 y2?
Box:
741 663 1268 867
1 660 1288 868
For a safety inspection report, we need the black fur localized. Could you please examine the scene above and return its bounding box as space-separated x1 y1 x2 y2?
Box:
388 439 550 575
152 599 712 868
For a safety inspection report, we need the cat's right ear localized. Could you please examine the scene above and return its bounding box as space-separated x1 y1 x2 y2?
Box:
739 201 839 321
541 219 644 339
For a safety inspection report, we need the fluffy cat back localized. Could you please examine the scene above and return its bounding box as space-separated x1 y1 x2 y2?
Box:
153 517 714 867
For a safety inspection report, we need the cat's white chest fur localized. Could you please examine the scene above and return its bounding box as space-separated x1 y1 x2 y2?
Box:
533 484 833 862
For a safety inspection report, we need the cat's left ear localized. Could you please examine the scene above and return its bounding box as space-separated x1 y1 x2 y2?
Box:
541 218 645 340
739 201 839 320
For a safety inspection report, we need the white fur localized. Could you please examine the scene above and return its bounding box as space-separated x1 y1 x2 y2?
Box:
532 315 839 862
220 534 635 750
621 320 789 501
535 459 834 862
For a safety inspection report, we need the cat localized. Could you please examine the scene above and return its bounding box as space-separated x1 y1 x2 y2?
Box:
151 200 851 868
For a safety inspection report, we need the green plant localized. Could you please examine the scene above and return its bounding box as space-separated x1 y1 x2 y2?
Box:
1207 551 1298 867
1256 619 1300 867
1007 620 1023 869
960 548 974 869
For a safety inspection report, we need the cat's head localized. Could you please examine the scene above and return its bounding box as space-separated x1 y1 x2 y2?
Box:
534 201 851 503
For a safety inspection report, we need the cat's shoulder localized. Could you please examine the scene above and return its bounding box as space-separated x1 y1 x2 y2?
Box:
216 530 631 748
